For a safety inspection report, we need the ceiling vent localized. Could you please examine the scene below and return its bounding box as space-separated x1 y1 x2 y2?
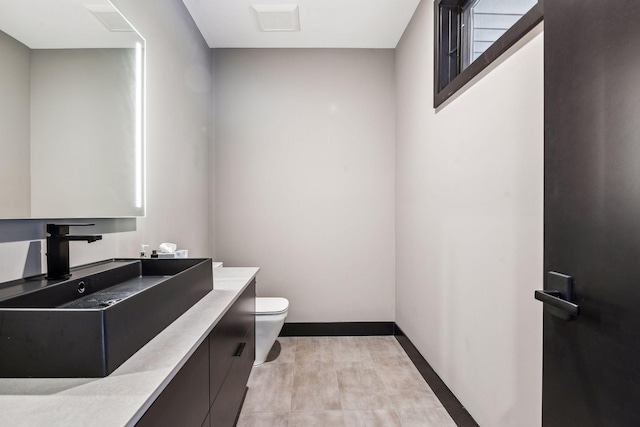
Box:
86 5 134 32
252 4 300 32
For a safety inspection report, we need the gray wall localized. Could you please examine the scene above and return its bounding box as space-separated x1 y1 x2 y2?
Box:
214 49 396 322
0 0 212 282
395 1 543 426
0 31 31 217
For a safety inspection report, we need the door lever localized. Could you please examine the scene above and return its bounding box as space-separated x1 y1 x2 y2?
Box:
535 271 580 320
535 290 579 316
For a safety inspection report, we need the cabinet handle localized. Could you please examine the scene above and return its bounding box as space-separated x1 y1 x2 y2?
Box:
234 343 246 357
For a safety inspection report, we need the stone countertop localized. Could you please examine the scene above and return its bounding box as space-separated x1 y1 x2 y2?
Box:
0 266 259 427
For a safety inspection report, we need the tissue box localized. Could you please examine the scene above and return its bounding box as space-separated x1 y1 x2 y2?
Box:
175 250 188 258
158 249 188 259
158 253 177 259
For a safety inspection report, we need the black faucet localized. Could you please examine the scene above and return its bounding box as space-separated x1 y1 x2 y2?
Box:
46 224 103 280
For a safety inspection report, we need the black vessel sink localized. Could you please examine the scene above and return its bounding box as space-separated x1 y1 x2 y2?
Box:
0 258 212 378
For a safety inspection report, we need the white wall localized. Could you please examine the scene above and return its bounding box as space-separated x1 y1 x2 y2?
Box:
0 31 31 217
214 49 396 322
0 0 212 282
395 1 543 426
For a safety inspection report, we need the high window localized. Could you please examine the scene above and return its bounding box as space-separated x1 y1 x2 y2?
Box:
435 0 543 107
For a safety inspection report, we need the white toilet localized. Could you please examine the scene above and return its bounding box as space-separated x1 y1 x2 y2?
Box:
254 297 289 366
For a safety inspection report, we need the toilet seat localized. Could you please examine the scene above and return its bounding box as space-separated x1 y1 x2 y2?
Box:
256 297 289 315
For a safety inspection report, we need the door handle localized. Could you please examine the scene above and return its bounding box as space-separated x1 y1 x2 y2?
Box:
535 271 580 320
535 290 579 316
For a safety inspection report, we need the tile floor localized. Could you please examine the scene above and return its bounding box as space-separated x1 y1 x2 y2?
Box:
237 336 457 427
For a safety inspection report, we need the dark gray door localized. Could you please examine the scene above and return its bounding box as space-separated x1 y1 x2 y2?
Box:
542 0 640 425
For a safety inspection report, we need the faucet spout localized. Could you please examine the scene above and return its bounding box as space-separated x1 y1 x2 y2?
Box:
46 224 103 280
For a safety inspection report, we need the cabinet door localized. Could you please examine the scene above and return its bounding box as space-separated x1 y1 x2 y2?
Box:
136 340 209 427
210 280 255 405
231 318 255 403
210 329 254 427
209 316 238 405
210 281 255 427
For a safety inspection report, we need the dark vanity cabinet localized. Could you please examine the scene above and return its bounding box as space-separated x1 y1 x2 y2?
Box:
137 281 255 427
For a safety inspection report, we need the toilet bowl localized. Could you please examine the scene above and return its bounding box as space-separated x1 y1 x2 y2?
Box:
254 297 289 366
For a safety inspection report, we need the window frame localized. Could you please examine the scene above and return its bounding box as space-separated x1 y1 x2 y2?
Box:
434 0 544 108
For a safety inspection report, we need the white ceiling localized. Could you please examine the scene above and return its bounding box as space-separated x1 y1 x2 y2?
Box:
181 0 421 49
0 0 143 49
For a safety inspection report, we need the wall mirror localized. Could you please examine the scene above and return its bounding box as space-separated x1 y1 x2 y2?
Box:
0 0 145 219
